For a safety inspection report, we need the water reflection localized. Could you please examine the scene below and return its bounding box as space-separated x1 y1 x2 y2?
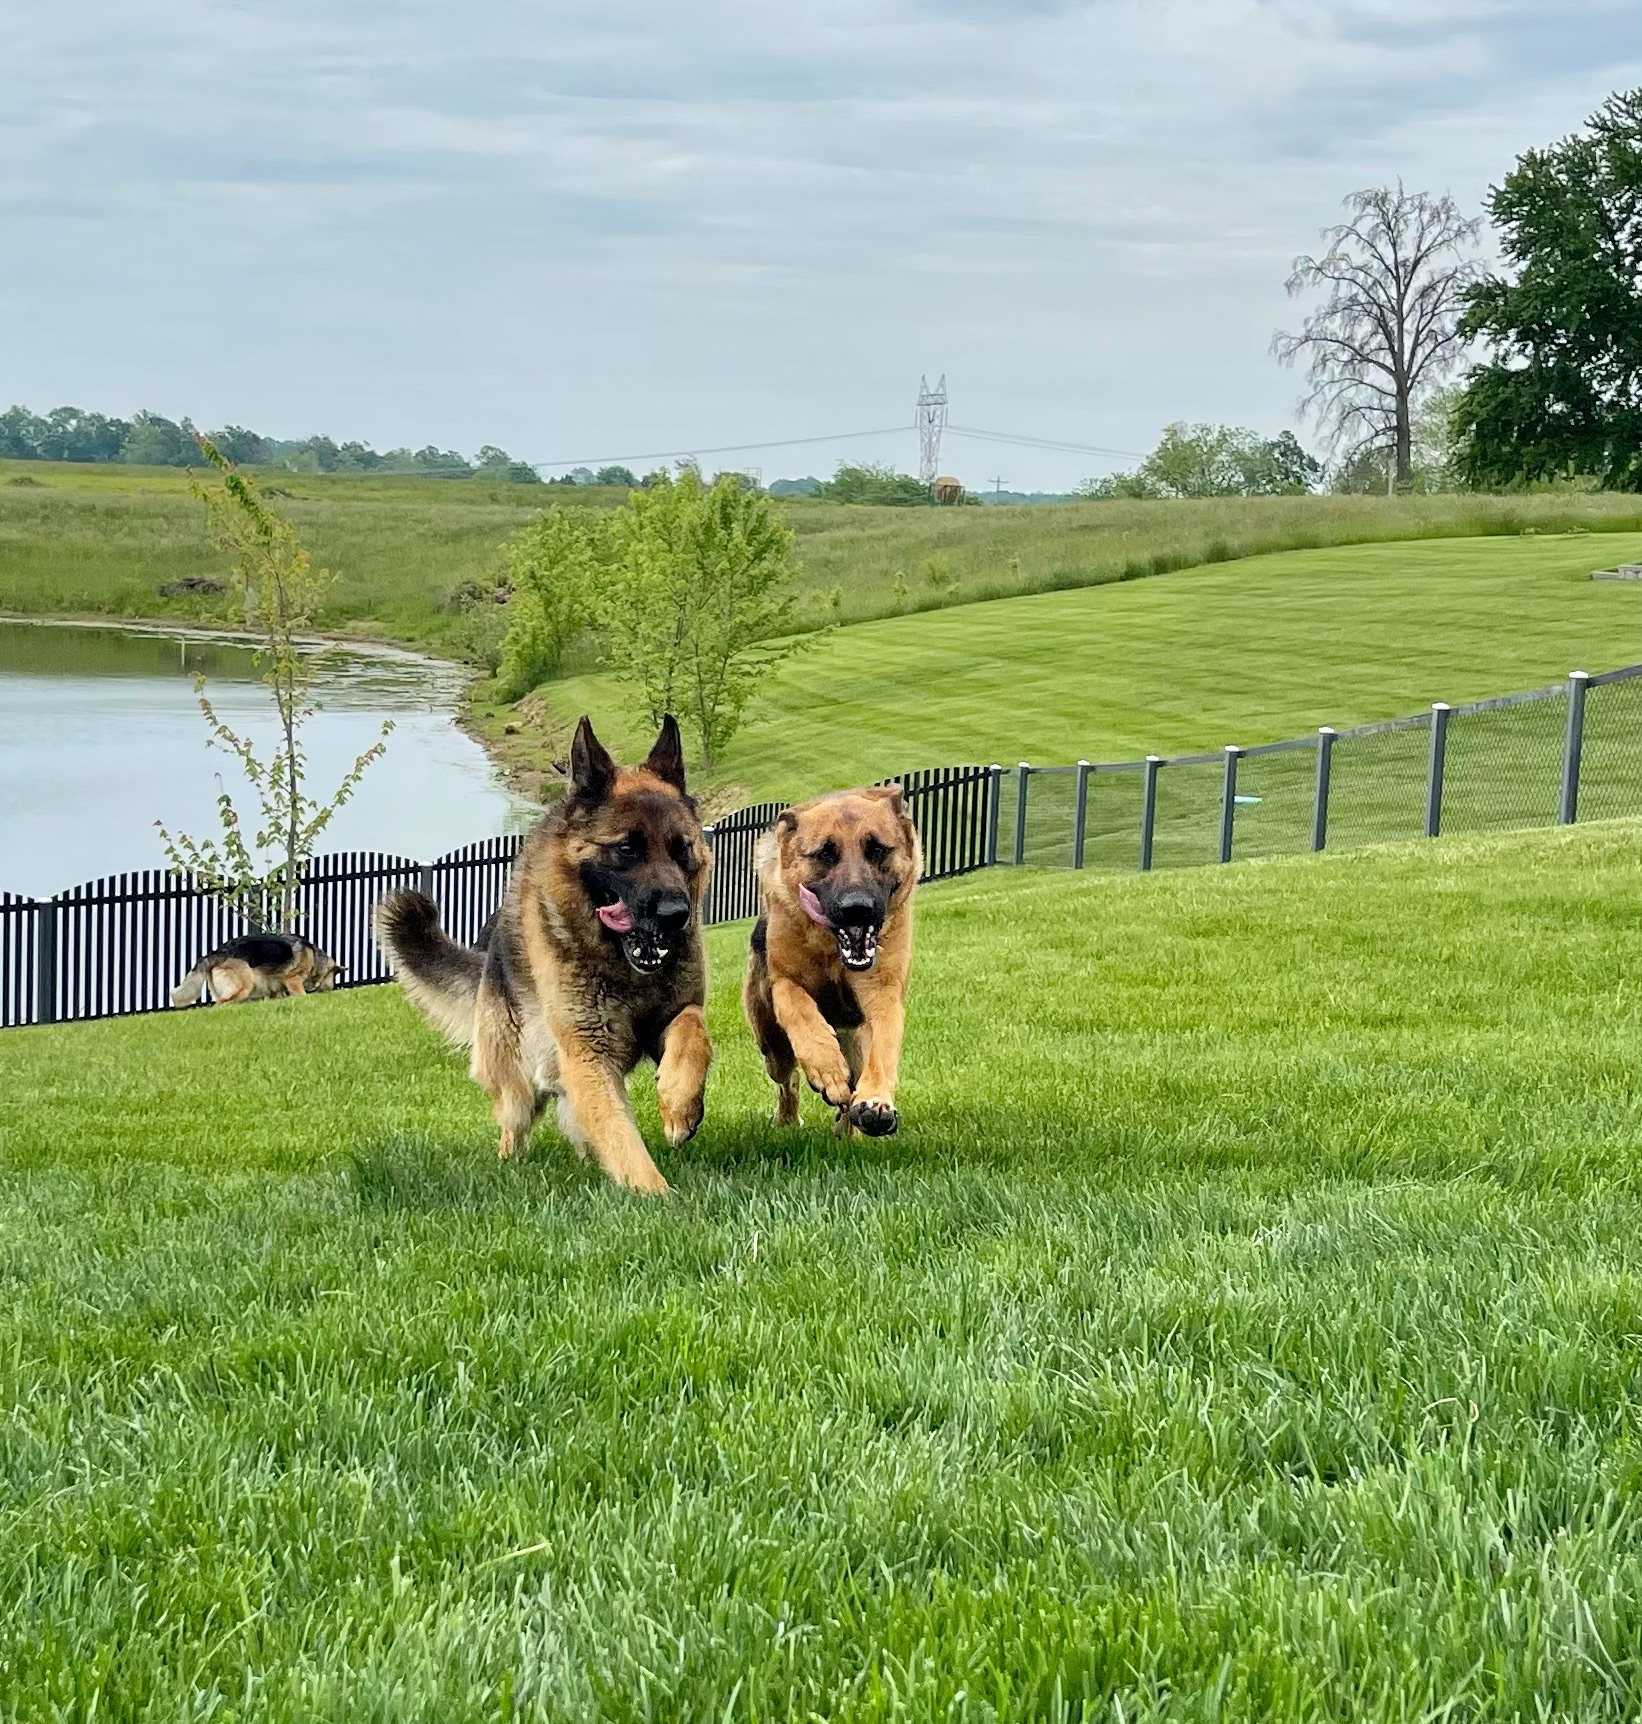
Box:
0 620 533 897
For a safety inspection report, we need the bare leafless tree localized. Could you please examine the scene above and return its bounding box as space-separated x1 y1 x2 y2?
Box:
1273 185 1483 490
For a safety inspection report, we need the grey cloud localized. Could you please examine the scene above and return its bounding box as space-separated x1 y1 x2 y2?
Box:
2 0 1637 485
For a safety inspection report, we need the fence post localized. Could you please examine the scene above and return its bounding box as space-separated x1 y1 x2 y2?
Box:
417 862 436 900
1013 763 1030 866
1560 671 1589 826
985 767 1002 866
1425 703 1450 839
1071 761 1090 869
1139 756 1161 872
1219 746 1241 863
35 898 57 1026
1312 727 1335 852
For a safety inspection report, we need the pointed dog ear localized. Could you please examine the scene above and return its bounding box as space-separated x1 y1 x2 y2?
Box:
569 716 616 802
644 714 687 792
866 783 905 814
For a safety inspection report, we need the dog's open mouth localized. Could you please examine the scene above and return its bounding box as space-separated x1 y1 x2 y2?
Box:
595 898 670 974
834 924 878 971
620 930 669 974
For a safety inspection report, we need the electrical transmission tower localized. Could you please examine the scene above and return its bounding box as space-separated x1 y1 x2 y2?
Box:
916 375 948 484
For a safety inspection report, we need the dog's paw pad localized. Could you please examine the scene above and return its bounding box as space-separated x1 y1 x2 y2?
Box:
849 1098 898 1137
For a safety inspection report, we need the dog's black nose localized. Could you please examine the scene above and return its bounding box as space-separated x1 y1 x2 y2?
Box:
650 894 692 935
829 889 881 927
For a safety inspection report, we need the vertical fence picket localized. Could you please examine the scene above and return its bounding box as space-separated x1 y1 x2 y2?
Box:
1561 671 1588 826
1313 728 1335 851
1219 747 1241 863
1425 703 1451 839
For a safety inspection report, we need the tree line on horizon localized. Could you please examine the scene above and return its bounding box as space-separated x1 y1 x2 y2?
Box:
0 406 546 483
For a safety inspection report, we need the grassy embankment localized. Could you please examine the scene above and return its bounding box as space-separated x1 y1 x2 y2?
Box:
3 455 1641 654
507 531 1642 803
7 823 1642 1716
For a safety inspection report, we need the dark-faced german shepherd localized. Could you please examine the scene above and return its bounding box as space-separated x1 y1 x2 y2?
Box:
171 933 341 1007
742 786 921 1136
375 715 711 1194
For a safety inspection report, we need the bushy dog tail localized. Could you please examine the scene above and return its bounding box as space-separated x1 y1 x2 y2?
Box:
171 958 211 1008
374 890 485 1046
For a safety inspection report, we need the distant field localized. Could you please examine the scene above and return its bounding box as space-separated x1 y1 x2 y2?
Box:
10 823 1642 1717
3 458 1641 656
504 531 1642 802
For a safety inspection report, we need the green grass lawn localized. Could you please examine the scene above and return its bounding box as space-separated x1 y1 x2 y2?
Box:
517 531 1642 802
5 456 1641 655
7 822 1642 1717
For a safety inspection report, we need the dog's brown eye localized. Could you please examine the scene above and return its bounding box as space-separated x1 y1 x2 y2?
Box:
811 839 840 869
613 830 646 863
669 836 695 871
864 837 891 866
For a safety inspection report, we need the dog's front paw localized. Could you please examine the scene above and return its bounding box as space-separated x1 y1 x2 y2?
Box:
659 1090 704 1148
849 1097 898 1137
616 1156 671 1197
803 1060 853 1110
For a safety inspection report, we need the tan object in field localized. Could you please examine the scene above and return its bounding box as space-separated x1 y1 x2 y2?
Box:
932 475 964 505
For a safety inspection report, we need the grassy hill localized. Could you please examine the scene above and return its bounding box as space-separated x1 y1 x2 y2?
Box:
8 822 1642 1716
501 530 1642 802
4 456 1641 656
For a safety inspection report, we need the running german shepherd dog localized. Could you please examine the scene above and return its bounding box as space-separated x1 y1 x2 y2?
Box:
171 933 341 1007
743 786 921 1137
374 715 710 1194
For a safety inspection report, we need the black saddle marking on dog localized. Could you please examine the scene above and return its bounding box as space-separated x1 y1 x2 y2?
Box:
221 934 301 969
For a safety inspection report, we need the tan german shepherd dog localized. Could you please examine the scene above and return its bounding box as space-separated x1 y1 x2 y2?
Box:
171 933 341 1007
374 715 710 1194
742 786 921 1136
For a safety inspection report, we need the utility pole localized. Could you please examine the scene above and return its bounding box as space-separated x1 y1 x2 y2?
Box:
990 475 1007 499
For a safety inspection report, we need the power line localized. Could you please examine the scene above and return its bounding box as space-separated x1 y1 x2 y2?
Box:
525 426 911 470
521 415 1148 474
947 425 1147 460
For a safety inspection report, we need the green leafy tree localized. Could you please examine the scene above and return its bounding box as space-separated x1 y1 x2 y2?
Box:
209 425 272 465
35 406 132 462
594 465 639 488
1078 424 1321 499
1274 185 1483 490
156 441 391 930
602 470 804 766
1454 89 1642 490
496 506 606 697
121 410 199 466
1236 430 1324 494
818 462 931 506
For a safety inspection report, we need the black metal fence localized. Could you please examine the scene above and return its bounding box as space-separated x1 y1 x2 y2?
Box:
0 765 998 1029
993 665 1642 872
5 671 1638 1031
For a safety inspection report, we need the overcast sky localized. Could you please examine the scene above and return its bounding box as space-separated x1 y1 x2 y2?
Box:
5 0 1636 489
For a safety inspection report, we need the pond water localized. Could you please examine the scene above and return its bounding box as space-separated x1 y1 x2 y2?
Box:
0 619 533 898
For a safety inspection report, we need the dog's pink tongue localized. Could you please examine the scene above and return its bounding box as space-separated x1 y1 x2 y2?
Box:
798 884 832 929
596 901 635 933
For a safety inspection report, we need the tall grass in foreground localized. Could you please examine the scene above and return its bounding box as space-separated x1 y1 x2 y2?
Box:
3 457 1639 652
7 824 1642 1717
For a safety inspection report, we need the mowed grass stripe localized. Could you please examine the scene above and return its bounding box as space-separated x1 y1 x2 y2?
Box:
5 823 1642 1717
5 455 1642 653
523 531 1642 802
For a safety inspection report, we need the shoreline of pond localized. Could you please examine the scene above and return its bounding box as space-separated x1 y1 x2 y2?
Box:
0 615 540 897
